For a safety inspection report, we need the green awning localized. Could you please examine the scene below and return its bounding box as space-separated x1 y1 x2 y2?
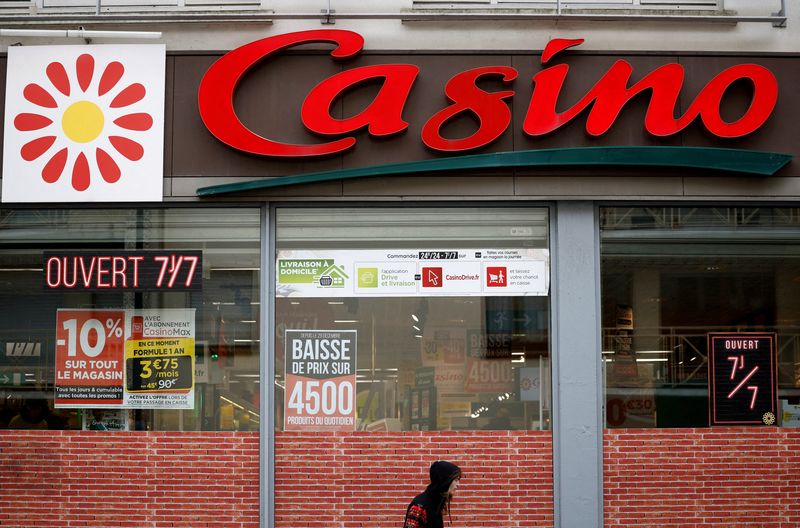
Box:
197 146 793 197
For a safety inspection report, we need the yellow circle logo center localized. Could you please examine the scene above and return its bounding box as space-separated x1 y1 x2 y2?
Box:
62 101 104 143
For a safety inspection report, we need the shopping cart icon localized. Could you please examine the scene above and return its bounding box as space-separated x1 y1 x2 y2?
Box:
486 266 507 287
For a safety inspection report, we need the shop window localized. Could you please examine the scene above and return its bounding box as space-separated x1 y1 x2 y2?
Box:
0 208 260 431
601 206 800 428
275 207 550 432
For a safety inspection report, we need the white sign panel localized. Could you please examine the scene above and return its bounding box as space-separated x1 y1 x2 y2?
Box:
519 367 541 402
277 249 549 298
3 45 165 203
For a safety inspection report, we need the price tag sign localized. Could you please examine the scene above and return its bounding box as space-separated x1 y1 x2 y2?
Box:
54 309 126 408
123 309 195 409
125 340 193 392
284 330 356 432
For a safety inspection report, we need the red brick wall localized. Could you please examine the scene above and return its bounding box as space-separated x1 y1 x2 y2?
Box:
9 428 794 528
604 428 800 528
274 431 554 528
0 431 259 528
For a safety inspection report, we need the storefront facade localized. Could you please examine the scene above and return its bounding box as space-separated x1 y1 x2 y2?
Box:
1 10 800 527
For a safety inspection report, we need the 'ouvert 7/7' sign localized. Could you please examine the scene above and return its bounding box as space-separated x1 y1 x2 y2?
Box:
198 30 778 157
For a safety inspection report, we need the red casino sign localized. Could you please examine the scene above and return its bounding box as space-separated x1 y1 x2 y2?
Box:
198 30 778 157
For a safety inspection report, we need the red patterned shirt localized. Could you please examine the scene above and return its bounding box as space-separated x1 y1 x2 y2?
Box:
403 504 428 528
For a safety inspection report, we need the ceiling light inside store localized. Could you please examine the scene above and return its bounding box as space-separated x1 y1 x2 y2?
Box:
411 314 419 322
636 350 672 354
335 320 359 323
412 325 421 332
328 301 344 305
471 406 488 418
636 358 668 362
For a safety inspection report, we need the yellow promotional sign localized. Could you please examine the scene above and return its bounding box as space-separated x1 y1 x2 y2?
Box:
125 336 194 408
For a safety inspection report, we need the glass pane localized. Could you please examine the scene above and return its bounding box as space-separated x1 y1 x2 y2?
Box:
275 207 551 431
0 208 260 431
601 206 800 428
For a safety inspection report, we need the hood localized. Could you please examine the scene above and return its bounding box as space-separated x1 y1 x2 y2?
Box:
427 460 462 494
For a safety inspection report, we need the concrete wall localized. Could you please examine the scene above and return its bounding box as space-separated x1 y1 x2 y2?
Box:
0 0 796 53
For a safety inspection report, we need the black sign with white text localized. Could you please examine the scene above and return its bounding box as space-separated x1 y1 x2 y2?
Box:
708 333 777 426
43 251 202 292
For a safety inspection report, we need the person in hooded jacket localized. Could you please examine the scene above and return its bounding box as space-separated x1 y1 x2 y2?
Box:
403 460 462 528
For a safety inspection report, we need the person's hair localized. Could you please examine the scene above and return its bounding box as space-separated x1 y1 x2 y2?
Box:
440 471 461 516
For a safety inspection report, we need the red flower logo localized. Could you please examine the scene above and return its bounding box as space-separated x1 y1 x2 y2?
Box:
13 53 152 192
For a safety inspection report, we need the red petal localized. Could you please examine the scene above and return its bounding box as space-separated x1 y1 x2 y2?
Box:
96 148 121 183
110 83 145 108
113 113 153 131
23 83 57 108
76 54 94 93
14 113 53 131
98 61 124 96
42 148 68 183
71 152 90 191
46 62 70 96
20 136 56 161
109 136 144 161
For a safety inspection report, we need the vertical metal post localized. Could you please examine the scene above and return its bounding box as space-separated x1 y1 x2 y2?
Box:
771 0 787 28
260 204 275 528
321 0 335 24
551 201 603 528
539 355 544 431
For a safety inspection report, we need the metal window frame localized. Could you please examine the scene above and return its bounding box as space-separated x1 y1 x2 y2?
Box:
260 200 606 528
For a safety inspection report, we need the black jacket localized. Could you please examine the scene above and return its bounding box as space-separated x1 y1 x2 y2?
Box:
403 460 462 528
